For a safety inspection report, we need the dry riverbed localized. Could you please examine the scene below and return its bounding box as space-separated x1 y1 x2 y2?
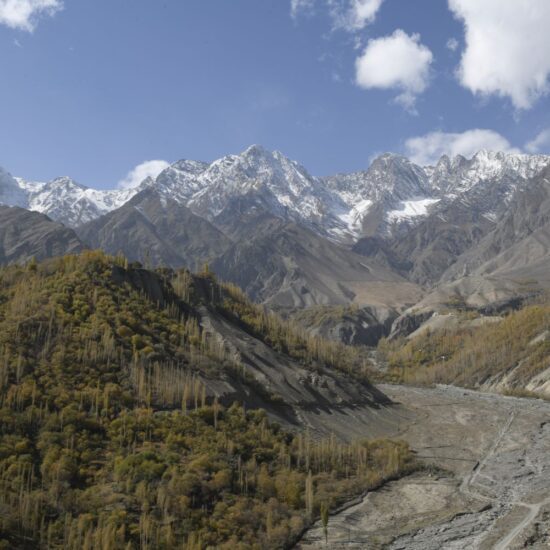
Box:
297 384 550 549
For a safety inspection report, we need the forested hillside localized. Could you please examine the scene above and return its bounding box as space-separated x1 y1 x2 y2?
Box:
379 298 550 398
0 252 413 549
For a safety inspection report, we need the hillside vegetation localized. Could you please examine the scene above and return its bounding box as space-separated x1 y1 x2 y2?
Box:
217 283 372 380
0 252 413 549
379 299 550 397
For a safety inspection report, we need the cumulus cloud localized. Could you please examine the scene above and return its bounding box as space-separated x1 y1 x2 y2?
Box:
525 129 550 154
449 0 550 110
118 160 170 190
355 30 433 111
0 0 62 31
405 129 519 165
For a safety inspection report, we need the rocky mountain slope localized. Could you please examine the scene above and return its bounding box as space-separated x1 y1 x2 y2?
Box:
77 188 233 271
441 167 550 285
209 195 423 309
0 205 84 264
384 166 550 332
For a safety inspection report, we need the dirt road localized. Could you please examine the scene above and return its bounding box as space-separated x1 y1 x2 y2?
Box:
298 385 550 549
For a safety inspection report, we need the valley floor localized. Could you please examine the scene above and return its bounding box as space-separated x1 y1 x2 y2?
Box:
298 384 550 549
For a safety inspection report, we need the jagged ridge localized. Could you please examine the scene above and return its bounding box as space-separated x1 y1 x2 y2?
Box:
2 147 549 244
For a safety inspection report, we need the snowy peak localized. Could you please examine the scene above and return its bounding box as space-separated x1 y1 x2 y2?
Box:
6 174 136 228
365 153 431 200
48 176 87 190
428 154 468 184
170 159 210 175
0 166 28 208
322 153 436 239
427 150 550 199
172 145 332 229
152 160 210 203
324 153 429 205
468 149 550 181
199 144 315 195
25 176 104 227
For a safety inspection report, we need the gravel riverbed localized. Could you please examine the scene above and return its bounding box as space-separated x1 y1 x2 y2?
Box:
298 385 550 549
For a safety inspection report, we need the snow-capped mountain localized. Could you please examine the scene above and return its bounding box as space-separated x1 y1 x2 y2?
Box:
322 153 438 238
428 150 550 195
322 149 550 239
9 174 136 227
150 145 350 237
2 146 550 242
152 160 210 203
425 150 550 222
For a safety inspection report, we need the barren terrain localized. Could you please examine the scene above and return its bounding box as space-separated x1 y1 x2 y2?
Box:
298 385 550 549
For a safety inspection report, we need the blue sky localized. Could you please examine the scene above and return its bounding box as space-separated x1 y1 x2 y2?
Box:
1 0 550 189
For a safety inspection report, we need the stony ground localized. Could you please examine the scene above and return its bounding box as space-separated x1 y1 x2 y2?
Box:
297 384 550 549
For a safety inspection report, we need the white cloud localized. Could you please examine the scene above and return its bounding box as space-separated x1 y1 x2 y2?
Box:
329 0 384 31
355 30 433 111
0 0 62 31
525 129 550 154
405 129 519 165
291 0 315 18
449 0 550 110
291 0 383 31
352 0 383 26
446 37 458 52
118 160 170 190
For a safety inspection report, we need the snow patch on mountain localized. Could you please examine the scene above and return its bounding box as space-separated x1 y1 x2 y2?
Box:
387 198 441 222
338 198 374 229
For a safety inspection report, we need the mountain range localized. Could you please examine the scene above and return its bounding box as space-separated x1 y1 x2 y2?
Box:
2 145 550 343
4 145 548 239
